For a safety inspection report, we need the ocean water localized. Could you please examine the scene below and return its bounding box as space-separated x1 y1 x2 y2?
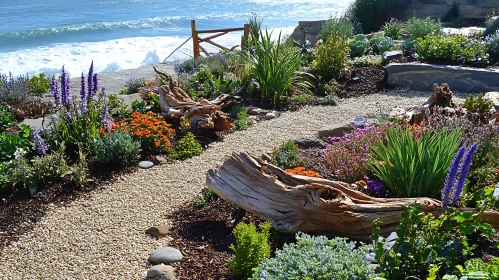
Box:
0 0 350 77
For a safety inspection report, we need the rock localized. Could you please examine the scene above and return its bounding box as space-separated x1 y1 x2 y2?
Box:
120 93 143 109
139 161 155 169
247 107 268 115
484 91 499 111
294 137 327 149
382 50 403 62
155 156 168 165
352 116 366 128
289 20 327 48
387 63 499 93
146 225 171 239
387 107 406 119
318 122 353 138
265 112 277 120
149 247 183 264
147 264 176 280
20 115 58 131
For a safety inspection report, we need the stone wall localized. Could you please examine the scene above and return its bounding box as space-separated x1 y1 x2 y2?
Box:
386 63 499 93
397 0 496 20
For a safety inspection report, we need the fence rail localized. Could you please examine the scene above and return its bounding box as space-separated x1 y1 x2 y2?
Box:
191 20 250 58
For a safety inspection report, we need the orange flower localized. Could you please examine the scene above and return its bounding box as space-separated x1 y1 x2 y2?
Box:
285 167 322 178
155 141 161 147
99 127 106 136
134 131 143 137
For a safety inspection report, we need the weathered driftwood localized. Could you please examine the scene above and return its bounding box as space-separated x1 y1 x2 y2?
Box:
206 152 499 241
152 66 233 132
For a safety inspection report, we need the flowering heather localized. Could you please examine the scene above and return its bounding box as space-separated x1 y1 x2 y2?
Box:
30 129 48 156
80 73 87 113
49 77 60 105
321 125 387 183
87 61 94 97
442 143 477 209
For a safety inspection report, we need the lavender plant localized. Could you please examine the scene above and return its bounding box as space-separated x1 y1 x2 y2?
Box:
0 72 33 104
30 129 48 156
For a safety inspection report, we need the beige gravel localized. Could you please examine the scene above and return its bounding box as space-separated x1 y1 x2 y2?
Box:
0 89 466 279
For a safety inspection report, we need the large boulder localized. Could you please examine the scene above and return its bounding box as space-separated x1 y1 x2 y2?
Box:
289 20 326 47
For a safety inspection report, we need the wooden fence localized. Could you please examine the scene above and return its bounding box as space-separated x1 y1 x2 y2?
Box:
191 20 250 58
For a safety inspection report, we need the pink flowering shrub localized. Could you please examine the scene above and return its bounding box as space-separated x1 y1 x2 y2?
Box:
321 125 387 183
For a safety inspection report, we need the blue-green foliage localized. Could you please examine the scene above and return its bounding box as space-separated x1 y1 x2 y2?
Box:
94 131 141 166
349 34 370 57
251 233 374 280
370 35 394 54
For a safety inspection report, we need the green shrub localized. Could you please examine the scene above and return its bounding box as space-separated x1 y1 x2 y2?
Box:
169 132 203 160
402 39 415 55
463 93 494 122
193 187 218 208
369 126 461 198
312 31 350 81
0 161 10 192
0 73 33 104
245 29 312 104
406 17 442 40
346 0 397 33
0 124 32 161
252 233 374 280
71 147 91 186
320 16 354 42
131 99 148 114
369 34 394 54
381 18 405 40
125 78 147 94
415 35 488 66
272 140 303 169
0 106 13 132
229 221 271 279
322 94 340 106
232 106 253 131
94 131 141 166
106 94 129 116
349 34 370 57
487 34 499 63
293 94 312 105
348 54 384 66
28 73 51 94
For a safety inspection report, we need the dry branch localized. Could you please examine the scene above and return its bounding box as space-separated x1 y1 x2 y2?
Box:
206 152 499 241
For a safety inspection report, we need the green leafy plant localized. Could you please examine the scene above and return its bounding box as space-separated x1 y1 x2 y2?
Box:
272 140 303 169
0 106 13 132
0 125 32 161
349 34 370 57
193 187 219 208
107 94 129 116
406 17 442 40
370 34 394 54
124 78 147 94
229 221 272 279
71 147 92 186
119 88 129 95
251 233 374 280
348 54 384 66
381 18 405 40
415 35 489 66
320 16 354 42
245 29 312 104
247 13 263 46
487 34 499 63
293 94 312 105
322 94 340 106
312 30 350 81
369 126 461 198
94 131 141 166
168 132 202 160
28 73 51 94
131 99 148 114
463 93 494 122
232 106 253 131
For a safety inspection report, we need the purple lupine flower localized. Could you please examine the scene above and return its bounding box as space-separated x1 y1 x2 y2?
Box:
50 77 60 105
101 104 113 131
87 61 94 97
93 73 98 95
451 142 477 205
30 130 48 155
442 146 466 209
64 73 71 104
60 65 68 105
367 178 386 197
80 73 87 113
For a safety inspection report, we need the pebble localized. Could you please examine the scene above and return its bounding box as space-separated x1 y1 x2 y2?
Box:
149 247 183 264
147 264 176 279
145 225 171 239
139 161 155 169
265 111 277 120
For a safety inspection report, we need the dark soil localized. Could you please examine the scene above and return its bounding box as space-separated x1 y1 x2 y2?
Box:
335 66 388 99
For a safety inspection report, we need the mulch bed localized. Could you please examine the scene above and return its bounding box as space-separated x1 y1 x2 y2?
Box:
335 66 388 99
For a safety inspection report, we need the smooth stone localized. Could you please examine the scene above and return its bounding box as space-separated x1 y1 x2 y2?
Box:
120 93 143 109
147 264 176 280
20 115 58 131
247 107 269 115
294 137 326 149
149 247 183 264
155 155 168 165
265 112 277 120
318 121 353 138
146 225 171 239
382 50 403 62
139 161 155 169
353 115 366 128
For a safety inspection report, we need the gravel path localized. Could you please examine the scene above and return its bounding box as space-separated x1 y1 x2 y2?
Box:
0 89 465 279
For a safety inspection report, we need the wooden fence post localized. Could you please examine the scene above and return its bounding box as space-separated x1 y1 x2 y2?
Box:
191 20 200 58
242 24 250 49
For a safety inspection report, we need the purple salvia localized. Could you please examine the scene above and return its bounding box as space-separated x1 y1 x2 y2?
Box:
80 73 87 113
442 146 466 209
451 142 478 205
93 73 98 95
49 77 60 105
101 104 113 131
60 66 68 105
30 130 48 156
87 61 94 97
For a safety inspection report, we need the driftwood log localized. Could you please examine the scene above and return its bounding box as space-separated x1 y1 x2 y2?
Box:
206 152 499 241
152 67 234 132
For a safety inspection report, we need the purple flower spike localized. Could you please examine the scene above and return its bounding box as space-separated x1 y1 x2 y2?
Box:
442 146 466 209
87 60 94 98
101 104 113 131
80 73 87 113
30 130 48 155
60 66 68 105
93 73 98 95
451 143 477 205
50 77 60 105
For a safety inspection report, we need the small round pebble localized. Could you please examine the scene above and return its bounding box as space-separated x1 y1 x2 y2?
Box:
139 161 154 169
149 247 183 264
